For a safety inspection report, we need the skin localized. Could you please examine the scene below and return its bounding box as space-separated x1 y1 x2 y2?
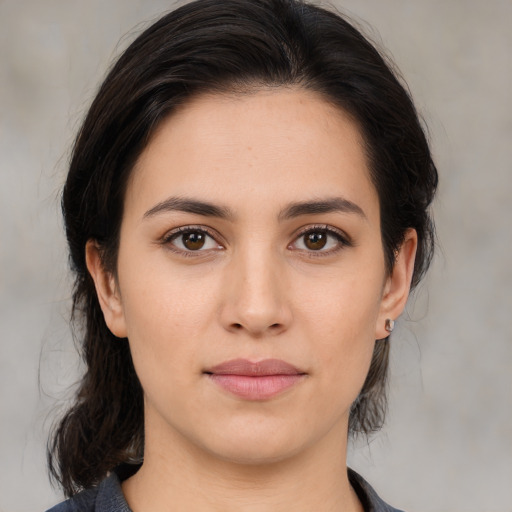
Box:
87 88 417 512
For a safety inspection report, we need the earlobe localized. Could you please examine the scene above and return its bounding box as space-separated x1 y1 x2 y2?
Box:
375 229 418 340
85 240 128 338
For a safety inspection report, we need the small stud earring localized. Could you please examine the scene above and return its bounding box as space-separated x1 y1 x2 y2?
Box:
385 318 395 333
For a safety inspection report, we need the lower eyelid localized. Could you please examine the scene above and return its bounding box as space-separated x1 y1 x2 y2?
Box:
160 227 223 253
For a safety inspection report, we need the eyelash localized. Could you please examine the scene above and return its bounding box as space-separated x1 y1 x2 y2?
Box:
160 224 352 257
161 225 223 257
290 224 352 258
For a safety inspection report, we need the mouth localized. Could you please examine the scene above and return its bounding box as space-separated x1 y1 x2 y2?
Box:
204 358 307 400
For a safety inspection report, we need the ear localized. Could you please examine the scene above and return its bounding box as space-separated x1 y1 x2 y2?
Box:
85 240 128 338
375 229 418 340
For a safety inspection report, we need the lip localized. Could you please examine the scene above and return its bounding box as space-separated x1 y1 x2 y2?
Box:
205 358 306 400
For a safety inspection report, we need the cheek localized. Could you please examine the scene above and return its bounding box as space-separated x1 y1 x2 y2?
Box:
295 264 384 337
292 266 383 387
119 247 217 331
115 253 221 388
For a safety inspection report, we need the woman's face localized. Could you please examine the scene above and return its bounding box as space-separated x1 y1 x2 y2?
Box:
88 88 416 465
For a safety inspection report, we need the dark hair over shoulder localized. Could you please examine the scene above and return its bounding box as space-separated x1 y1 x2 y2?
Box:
49 0 437 497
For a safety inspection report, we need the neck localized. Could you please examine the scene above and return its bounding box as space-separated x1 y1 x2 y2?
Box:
122 415 363 512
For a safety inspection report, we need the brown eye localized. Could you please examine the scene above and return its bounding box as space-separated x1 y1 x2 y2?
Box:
291 226 350 254
166 228 221 253
304 231 327 250
182 232 206 250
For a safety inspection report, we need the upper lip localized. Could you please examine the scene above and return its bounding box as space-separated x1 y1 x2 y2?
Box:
205 358 305 376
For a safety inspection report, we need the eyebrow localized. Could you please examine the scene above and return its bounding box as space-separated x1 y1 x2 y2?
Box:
278 197 366 221
143 195 366 222
143 196 234 220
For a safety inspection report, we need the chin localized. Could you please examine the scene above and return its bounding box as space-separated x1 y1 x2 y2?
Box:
197 419 310 466
210 440 303 467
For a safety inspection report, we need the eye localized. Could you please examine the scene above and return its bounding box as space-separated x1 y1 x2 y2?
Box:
290 226 350 254
164 227 222 253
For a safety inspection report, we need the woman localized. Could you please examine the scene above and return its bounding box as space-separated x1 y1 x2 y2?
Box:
47 0 437 510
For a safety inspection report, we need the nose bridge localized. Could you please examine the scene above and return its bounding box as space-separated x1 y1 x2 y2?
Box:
221 239 290 335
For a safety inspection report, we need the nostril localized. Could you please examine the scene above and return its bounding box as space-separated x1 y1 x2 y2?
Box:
230 322 282 332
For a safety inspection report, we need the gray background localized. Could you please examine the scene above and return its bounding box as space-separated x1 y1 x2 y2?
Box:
1 0 511 510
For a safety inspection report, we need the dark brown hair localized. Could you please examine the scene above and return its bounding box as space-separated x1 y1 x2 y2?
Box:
49 0 437 496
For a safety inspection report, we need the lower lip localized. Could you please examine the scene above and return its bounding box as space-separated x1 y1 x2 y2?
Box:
208 374 305 400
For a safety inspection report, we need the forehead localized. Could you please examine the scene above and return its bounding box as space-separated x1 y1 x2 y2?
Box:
126 88 379 223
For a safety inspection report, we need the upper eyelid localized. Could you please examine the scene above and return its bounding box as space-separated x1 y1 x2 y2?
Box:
162 225 223 243
292 224 352 243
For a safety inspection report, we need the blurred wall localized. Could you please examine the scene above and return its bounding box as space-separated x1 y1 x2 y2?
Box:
0 1 511 510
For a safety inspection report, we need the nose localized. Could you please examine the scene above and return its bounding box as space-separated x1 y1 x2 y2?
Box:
219 247 292 337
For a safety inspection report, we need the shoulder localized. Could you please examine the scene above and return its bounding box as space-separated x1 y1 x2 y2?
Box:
45 472 132 512
45 486 99 512
348 469 405 512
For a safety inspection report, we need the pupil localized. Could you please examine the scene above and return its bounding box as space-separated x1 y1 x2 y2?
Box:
306 232 327 250
184 232 205 250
